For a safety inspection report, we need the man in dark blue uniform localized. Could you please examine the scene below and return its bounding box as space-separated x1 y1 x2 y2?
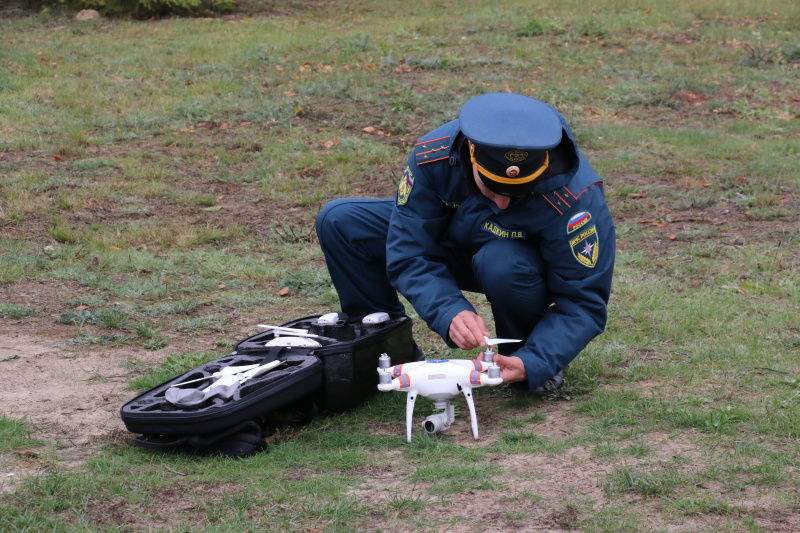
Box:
316 93 615 394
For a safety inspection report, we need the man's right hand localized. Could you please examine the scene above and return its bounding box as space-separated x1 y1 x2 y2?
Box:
448 310 490 350
492 353 527 384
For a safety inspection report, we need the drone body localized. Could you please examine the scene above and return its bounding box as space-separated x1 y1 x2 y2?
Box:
377 337 519 442
377 358 502 442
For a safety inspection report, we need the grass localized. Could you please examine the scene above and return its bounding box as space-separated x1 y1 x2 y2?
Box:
0 416 40 453
0 0 799 531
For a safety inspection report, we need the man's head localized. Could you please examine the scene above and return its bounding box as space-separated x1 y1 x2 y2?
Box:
459 93 563 197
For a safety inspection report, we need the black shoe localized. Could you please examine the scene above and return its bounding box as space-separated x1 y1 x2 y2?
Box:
411 342 425 362
532 370 565 396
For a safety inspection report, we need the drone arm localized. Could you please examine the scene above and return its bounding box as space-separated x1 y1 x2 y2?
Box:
449 359 484 371
378 373 412 392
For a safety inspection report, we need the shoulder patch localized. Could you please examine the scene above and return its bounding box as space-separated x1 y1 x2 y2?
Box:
542 182 602 215
397 166 414 205
569 225 599 268
414 135 452 166
542 186 577 215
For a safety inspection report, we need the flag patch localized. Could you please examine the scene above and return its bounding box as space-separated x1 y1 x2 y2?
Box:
567 211 591 234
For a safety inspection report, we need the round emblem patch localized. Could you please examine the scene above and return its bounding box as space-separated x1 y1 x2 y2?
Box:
506 166 520 178
505 150 528 163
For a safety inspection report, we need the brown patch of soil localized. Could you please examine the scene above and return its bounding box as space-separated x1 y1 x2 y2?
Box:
350 414 723 532
74 481 235 530
0 323 166 491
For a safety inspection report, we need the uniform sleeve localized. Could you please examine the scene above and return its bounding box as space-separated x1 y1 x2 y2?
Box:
512 185 616 393
386 160 474 343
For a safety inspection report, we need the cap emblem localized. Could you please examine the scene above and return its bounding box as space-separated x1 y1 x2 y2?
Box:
505 150 528 163
470 143 550 186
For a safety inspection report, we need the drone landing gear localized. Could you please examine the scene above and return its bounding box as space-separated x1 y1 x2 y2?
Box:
405 391 417 443
412 386 481 442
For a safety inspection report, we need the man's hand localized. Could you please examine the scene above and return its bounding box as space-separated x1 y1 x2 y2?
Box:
492 354 527 384
448 310 490 350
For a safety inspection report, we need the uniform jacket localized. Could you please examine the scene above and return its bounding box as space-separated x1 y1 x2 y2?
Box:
386 110 615 393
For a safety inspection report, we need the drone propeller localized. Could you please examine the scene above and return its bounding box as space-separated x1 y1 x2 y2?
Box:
165 360 284 407
484 336 522 346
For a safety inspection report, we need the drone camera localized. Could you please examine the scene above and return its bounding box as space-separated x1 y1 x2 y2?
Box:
422 413 451 435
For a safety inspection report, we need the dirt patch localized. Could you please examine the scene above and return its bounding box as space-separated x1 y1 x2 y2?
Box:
0 323 168 492
73 481 235 530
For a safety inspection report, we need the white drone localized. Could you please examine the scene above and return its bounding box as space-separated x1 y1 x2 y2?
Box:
377 336 521 442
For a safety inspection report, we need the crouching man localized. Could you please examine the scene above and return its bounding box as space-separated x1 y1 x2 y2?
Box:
316 92 615 394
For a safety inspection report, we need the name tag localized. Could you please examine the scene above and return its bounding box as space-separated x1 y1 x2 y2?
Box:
481 221 526 239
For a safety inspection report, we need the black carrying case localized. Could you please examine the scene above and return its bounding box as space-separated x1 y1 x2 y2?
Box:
120 314 415 442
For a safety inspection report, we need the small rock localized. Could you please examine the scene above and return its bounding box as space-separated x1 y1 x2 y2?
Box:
75 9 101 21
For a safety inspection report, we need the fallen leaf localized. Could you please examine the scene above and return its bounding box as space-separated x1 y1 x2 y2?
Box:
16 449 39 458
277 287 290 297
362 126 376 133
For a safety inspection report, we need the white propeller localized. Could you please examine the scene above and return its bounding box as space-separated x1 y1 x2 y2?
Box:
484 336 522 346
165 360 284 407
